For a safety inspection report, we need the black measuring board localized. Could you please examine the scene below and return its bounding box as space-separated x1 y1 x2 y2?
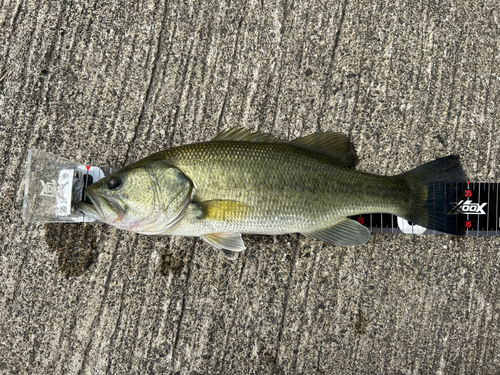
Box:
348 182 499 236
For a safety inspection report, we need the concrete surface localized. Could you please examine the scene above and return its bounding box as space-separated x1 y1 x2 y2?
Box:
1 0 500 374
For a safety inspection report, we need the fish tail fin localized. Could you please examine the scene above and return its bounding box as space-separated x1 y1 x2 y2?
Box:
399 155 466 235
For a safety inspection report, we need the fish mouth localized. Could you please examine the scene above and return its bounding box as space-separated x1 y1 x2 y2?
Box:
77 190 124 223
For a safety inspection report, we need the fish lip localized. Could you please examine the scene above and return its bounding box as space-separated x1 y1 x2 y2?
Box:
90 190 106 219
77 201 99 217
77 189 103 221
79 189 124 223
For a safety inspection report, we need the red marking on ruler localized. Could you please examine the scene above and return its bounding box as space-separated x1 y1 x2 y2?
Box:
86 166 90 171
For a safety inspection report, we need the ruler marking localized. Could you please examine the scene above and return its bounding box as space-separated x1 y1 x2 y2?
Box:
486 182 490 236
477 182 480 235
446 182 450 234
456 182 460 236
456 181 459 233
466 182 470 236
431 182 434 235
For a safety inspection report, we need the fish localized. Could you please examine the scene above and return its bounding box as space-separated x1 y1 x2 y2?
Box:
77 128 466 260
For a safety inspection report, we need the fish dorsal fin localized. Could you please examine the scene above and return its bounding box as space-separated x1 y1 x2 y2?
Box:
212 128 282 143
289 132 358 167
213 128 357 167
303 218 370 246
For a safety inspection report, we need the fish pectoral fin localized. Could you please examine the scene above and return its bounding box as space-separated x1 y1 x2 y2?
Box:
303 218 370 246
201 232 246 252
289 132 358 167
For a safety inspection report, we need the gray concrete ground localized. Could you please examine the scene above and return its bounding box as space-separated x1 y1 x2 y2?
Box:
1 0 500 374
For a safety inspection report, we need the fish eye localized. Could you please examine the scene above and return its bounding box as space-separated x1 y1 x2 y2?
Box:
107 176 122 190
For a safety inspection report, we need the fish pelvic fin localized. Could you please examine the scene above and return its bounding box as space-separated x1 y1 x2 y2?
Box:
303 218 370 247
400 155 466 235
201 232 246 253
218 249 240 261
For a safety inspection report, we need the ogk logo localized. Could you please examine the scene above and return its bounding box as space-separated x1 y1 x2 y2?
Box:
447 199 487 215
40 179 58 197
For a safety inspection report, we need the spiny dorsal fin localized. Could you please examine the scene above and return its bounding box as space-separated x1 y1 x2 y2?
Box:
213 128 357 167
212 128 282 143
289 132 358 167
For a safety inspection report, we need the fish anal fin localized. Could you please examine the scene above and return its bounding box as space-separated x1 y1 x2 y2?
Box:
303 218 370 246
289 132 358 167
198 200 249 221
201 232 246 252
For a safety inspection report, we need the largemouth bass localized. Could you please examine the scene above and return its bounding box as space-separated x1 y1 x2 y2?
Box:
78 128 465 259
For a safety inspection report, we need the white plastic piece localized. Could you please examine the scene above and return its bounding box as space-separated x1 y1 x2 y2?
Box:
397 216 427 235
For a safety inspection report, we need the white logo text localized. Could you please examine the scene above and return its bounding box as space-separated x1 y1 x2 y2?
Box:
447 200 487 215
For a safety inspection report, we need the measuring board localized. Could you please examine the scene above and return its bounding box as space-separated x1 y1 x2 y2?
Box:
348 182 499 236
